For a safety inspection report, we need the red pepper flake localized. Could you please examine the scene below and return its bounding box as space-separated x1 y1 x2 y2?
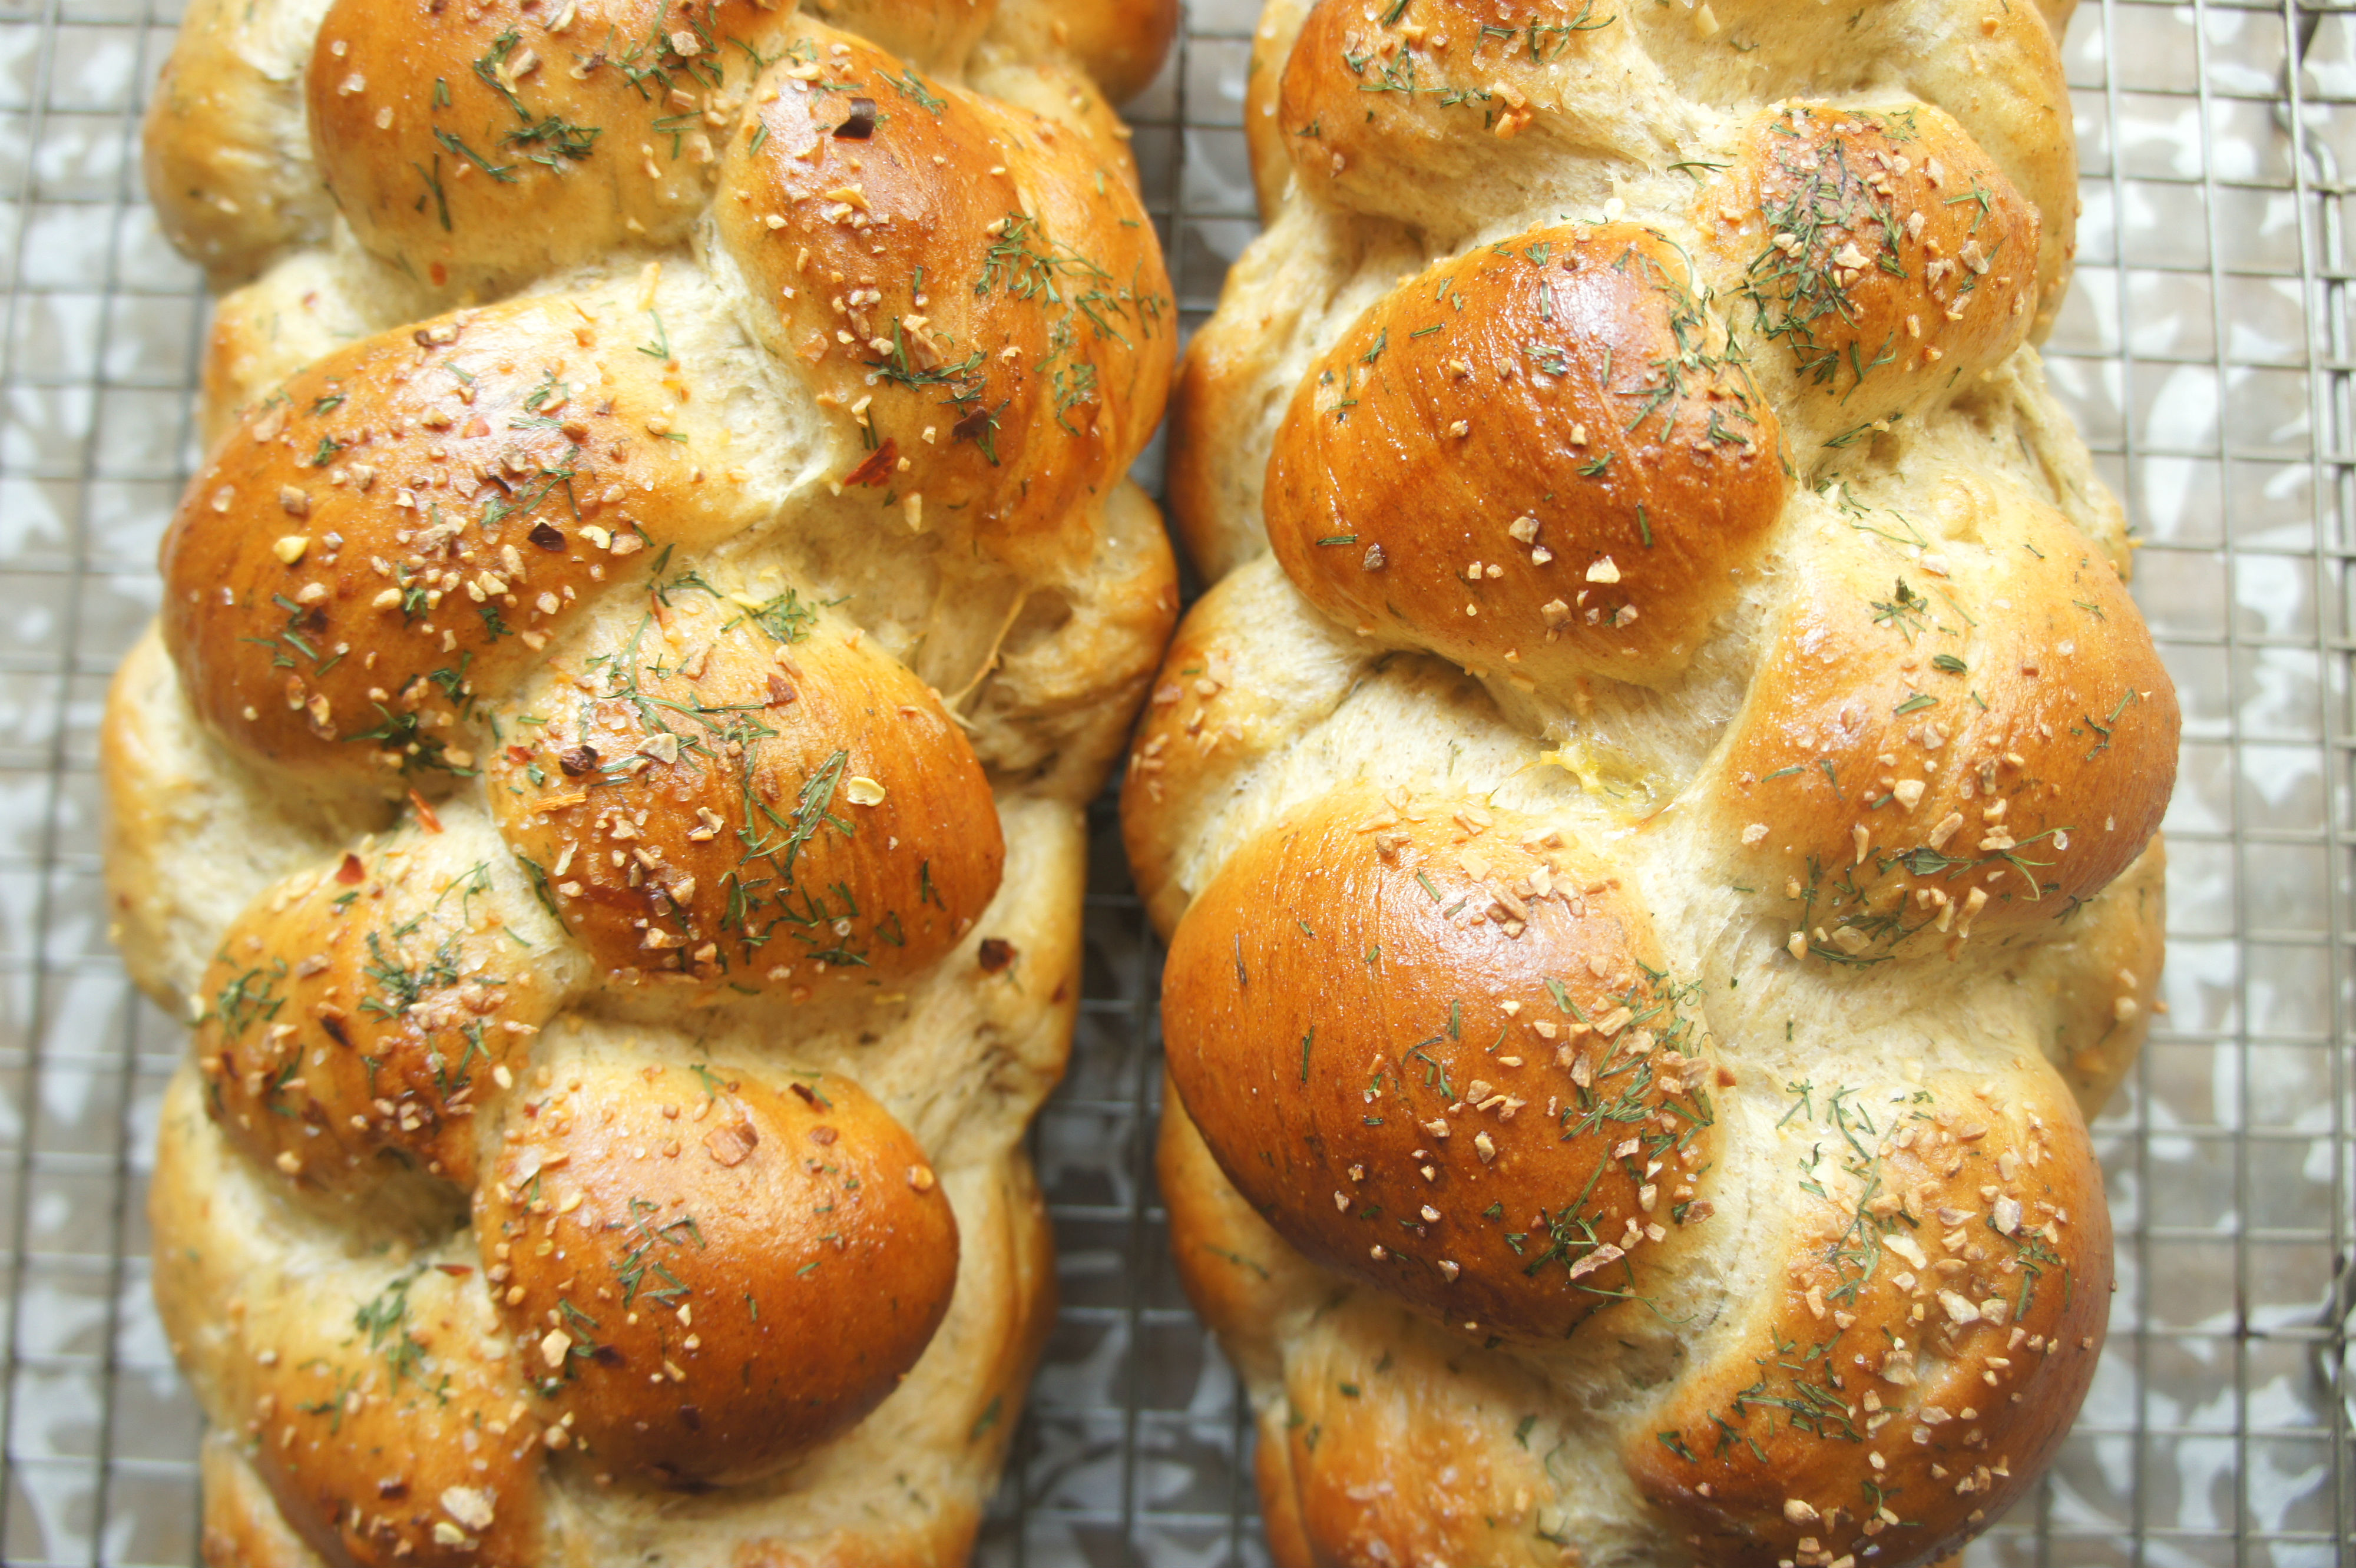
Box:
435 1263 474 1276
408 790 443 834
335 852 366 885
844 436 899 488
978 938 1017 974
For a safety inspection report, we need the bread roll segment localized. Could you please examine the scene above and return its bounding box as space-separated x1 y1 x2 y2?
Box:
1132 2 2172 1563
115 0 1178 1562
1263 224 1788 688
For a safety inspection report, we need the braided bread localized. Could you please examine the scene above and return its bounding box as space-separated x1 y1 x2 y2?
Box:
1127 3 2173 1564
110 2 1177 1562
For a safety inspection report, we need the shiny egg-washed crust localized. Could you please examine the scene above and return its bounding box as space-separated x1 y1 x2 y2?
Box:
115 2 1174 1564
1130 2 2172 1565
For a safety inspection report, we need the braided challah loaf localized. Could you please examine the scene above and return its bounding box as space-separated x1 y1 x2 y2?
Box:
110 2 1177 1562
1127 3 2174 1565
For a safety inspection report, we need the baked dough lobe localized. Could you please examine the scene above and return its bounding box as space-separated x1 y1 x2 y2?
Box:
1164 788 1722 1343
1265 226 1785 688
478 1058 959 1485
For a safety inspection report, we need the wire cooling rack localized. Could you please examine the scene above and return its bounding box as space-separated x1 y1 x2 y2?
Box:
0 1 2347 1563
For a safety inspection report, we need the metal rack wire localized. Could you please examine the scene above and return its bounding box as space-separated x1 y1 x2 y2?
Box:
0 0 2344 1563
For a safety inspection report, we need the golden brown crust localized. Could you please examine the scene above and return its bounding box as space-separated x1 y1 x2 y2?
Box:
159 293 766 786
1265 0 2076 328
306 0 794 293
193 809 577 1194
1837 0 2080 338
127 0 1176 1558
1706 475 2177 954
154 1070 545 1568
1173 1087 1581 1565
1612 1 2078 330
485 595 1002 993
1275 1312 1563 1568
1139 2 2156 1564
1274 0 1671 232
1265 224 1786 689
1163 786 1723 1343
1694 102 2040 434
710 20 1173 577
481 1057 958 1484
1167 1090 1565 1568
248 1276 545 1568
1626 1069 2112 1567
